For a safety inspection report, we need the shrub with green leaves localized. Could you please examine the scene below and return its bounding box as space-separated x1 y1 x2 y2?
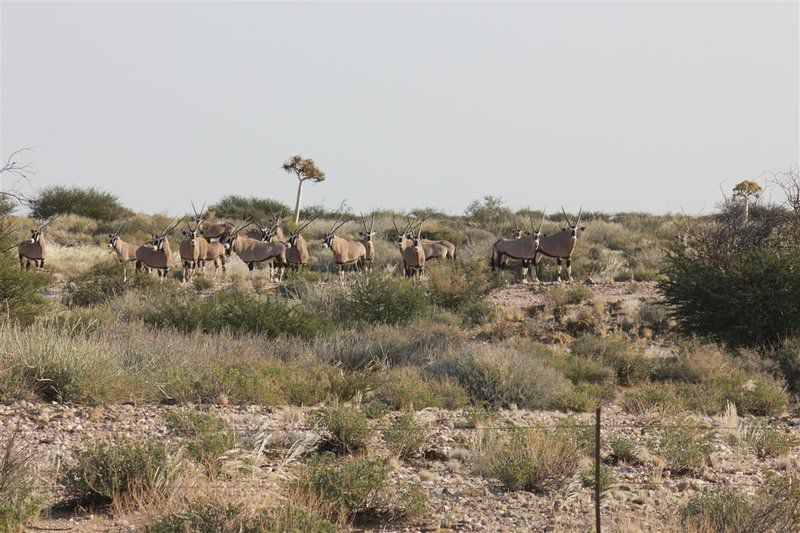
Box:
62 260 157 307
30 185 131 222
294 453 389 517
313 405 373 454
580 464 615 493
138 289 332 338
682 475 800 533
739 420 798 459
547 286 594 306
148 501 337 533
608 436 638 464
473 428 581 493
662 248 800 347
657 417 714 475
381 414 426 459
0 235 50 326
165 411 238 474
340 274 429 325
60 437 185 509
429 344 575 410
426 260 501 311
374 367 468 411
0 433 43 531
571 334 652 386
208 195 290 222
398 483 429 520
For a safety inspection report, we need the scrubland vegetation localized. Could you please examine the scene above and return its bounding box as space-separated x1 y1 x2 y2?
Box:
1 177 800 531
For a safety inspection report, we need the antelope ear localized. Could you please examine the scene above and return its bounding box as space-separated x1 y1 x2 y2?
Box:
561 227 566 231
580 226 586 231
108 233 113 238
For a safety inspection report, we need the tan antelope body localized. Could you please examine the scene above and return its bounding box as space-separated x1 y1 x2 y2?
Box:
358 213 377 266
533 207 585 283
399 234 425 277
203 240 228 278
199 219 236 241
416 238 455 261
322 212 367 277
492 212 545 276
18 230 47 270
179 228 209 282
107 231 141 281
18 217 55 270
136 219 180 279
284 216 316 271
224 232 289 280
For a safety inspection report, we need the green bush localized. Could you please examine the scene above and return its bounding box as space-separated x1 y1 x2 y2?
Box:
770 336 800 396
374 367 468 411
608 436 638 464
426 260 500 311
662 248 800 347
60 437 185 508
208 195 290 222
381 414 426 459
657 417 714 475
740 421 798 459
429 345 575 410
682 475 800 533
473 428 581 493
30 186 131 222
294 453 389 517
139 289 332 338
0 433 43 531
398 484 429 520
0 232 50 326
148 501 337 533
340 274 429 325
62 260 156 307
313 405 373 454
580 464 615 493
571 334 652 386
165 411 238 475
0 196 15 216
547 286 594 306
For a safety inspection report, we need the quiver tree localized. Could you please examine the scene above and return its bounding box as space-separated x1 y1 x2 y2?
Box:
733 179 762 224
282 155 326 224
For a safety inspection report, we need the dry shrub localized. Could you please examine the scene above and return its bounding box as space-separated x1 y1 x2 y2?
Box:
60 437 195 511
164 411 239 477
571 334 653 386
473 428 582 493
428 344 574 410
381 414 427 459
312 404 373 455
0 431 44 531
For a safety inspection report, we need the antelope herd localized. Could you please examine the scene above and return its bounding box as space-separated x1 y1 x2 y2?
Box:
16 204 587 284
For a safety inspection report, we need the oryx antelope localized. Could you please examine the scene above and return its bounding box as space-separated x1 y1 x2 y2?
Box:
392 218 455 262
222 223 290 280
18 217 55 270
107 223 141 281
358 213 377 265
322 213 367 276
399 224 426 277
179 216 210 283
285 216 316 270
491 212 545 274
245 213 286 242
136 219 180 279
197 211 236 241
533 206 586 283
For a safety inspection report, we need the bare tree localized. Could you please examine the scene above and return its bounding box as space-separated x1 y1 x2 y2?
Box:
0 148 35 210
282 155 326 224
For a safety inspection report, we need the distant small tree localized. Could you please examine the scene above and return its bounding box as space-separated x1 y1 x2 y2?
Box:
282 155 326 224
733 180 762 224
465 196 511 230
30 186 131 222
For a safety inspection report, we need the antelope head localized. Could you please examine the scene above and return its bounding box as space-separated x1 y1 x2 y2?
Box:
511 217 525 239
108 222 125 249
288 216 317 248
561 206 585 241
322 211 347 249
190 201 207 228
411 224 423 252
359 213 376 244
221 217 254 255
392 218 414 250
528 209 546 247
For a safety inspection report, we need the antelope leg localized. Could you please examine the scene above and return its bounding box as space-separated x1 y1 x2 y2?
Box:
566 258 573 283
556 258 562 283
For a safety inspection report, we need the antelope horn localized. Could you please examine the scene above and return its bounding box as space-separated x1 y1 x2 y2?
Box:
512 217 519 231
233 217 254 236
576 206 583 226
539 208 546 233
160 217 180 237
329 210 345 233
370 212 376 233
360 212 368 233
294 214 318 234
392 219 400 233
561 206 573 227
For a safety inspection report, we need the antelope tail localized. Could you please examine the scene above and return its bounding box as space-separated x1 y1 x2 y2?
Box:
490 243 498 271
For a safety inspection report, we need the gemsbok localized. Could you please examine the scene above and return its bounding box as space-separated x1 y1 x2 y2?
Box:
196 210 236 241
532 206 586 283
285 216 317 271
399 224 426 277
18 216 55 270
394 217 456 261
179 216 210 283
222 222 290 281
136 219 180 280
322 212 367 277
491 212 545 275
358 213 377 266
107 223 141 281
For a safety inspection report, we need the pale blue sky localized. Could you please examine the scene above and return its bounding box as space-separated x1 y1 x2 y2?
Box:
2 2 798 216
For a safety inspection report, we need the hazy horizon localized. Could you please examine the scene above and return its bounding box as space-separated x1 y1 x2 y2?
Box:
2 2 798 216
